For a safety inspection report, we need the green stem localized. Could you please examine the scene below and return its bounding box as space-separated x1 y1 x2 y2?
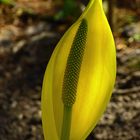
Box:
60 106 72 140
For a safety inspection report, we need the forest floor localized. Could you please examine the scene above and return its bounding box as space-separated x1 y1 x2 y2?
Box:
0 1 140 140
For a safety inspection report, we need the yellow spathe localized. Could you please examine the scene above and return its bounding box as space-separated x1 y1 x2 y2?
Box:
41 0 116 140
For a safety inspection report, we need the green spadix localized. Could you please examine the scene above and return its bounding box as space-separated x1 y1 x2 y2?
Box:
41 0 116 140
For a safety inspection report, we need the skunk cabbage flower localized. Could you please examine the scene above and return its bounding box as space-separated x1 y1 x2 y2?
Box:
41 0 116 140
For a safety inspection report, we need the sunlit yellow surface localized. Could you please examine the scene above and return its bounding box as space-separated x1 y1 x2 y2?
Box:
41 0 116 139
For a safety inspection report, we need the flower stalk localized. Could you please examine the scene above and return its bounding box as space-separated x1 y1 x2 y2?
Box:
60 106 72 140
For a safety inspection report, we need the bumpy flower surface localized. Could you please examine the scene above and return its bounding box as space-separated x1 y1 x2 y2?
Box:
41 0 116 140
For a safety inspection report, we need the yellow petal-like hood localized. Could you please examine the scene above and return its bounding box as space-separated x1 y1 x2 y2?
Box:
41 0 116 140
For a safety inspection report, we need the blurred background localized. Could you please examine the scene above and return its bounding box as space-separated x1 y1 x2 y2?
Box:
0 0 140 139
